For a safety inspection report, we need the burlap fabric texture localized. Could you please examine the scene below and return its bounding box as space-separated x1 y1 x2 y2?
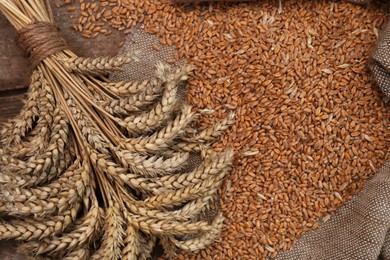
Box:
274 160 390 260
370 17 390 98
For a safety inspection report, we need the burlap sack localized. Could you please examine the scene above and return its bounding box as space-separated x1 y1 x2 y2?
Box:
370 18 390 98
274 160 390 260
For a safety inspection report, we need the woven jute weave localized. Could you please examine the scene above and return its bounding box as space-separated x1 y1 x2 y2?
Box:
274 160 390 260
370 17 390 98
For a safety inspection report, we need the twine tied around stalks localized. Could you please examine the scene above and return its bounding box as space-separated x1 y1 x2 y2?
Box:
17 22 67 68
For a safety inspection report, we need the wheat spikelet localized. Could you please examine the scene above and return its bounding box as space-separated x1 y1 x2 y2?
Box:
174 197 212 219
128 215 217 236
63 53 135 74
114 149 190 177
122 221 142 260
98 80 161 115
153 151 233 190
65 93 110 154
91 202 125 260
101 79 156 96
63 247 90 260
0 71 42 145
169 212 225 252
160 235 178 258
183 112 235 143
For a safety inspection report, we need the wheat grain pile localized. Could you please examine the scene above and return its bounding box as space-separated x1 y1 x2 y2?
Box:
7 0 389 259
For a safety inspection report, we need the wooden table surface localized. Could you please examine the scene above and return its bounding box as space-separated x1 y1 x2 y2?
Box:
0 0 126 124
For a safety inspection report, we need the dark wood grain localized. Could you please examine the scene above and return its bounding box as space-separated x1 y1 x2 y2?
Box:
0 93 26 124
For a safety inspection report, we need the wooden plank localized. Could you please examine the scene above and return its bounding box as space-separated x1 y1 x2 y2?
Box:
0 2 126 91
0 14 30 91
0 92 26 124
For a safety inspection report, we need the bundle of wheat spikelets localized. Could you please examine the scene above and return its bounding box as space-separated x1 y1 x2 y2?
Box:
0 1 234 259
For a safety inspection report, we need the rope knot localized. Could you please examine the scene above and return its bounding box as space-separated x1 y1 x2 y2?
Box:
17 22 68 68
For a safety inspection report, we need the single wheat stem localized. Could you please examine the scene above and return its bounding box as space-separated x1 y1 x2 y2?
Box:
182 112 235 143
170 213 225 252
90 201 125 260
62 53 136 75
114 148 190 177
99 79 155 97
121 220 142 260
